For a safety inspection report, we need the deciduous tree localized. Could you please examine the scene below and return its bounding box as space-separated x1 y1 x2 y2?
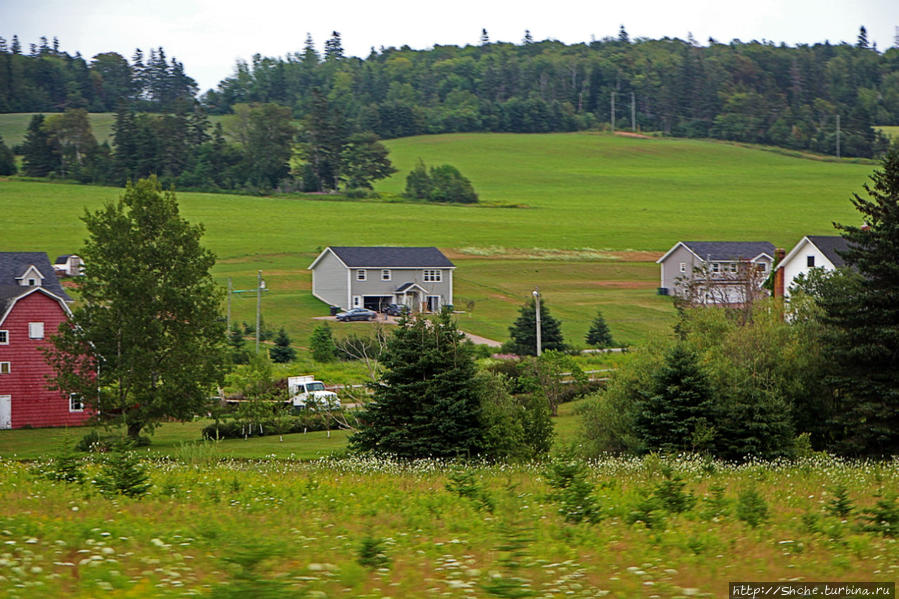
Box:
45 177 227 440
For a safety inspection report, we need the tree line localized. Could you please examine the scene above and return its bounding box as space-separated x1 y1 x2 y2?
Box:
3 30 898 158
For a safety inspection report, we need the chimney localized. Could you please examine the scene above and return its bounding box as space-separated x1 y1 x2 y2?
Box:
773 247 786 298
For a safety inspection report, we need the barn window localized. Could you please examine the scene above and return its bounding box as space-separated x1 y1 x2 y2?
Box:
0 330 7 344
0 362 9 375
69 394 84 412
29 322 44 339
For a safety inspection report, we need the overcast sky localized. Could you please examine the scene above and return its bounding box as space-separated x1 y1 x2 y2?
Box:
3 0 898 93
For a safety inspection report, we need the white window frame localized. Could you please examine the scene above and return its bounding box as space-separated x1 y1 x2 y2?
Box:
757 262 767 272
352 295 361 308
711 263 720 273
427 295 441 312
29 322 44 339
356 269 367 281
679 262 686 273
381 269 391 281
69 394 84 413
0 362 9 375
729 263 737 273
423 269 442 282
0 330 7 345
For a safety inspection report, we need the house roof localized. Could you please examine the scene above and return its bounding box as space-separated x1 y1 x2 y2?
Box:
806 235 849 268
54 254 76 264
311 246 455 269
658 241 775 264
0 252 73 314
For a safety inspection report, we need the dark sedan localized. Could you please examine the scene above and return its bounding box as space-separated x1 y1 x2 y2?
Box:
335 307 377 322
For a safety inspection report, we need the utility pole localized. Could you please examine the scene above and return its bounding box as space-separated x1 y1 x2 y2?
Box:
226 277 232 334
532 288 542 357
631 92 636 131
836 114 841 159
255 270 262 354
610 91 616 133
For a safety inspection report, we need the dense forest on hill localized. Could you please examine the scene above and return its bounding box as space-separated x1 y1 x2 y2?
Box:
2 28 899 188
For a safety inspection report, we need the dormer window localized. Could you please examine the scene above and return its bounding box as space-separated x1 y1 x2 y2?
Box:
16 265 44 287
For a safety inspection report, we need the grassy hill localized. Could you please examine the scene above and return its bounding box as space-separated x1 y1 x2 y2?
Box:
0 132 876 348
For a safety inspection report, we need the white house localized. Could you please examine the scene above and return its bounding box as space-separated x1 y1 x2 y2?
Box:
776 235 849 298
53 254 83 277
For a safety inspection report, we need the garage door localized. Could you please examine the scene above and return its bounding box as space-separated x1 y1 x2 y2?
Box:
363 296 392 311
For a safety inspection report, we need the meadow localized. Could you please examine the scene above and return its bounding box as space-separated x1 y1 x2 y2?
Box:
0 454 896 598
0 132 876 349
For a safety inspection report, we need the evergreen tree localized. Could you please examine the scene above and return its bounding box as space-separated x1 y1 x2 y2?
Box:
21 114 59 176
585 309 614 347
228 324 249 365
857 26 869 49
634 344 714 453
821 147 899 455
350 309 485 458
0 134 16 175
324 31 344 61
618 25 630 44
309 323 337 362
505 298 566 356
94 441 151 498
269 328 296 363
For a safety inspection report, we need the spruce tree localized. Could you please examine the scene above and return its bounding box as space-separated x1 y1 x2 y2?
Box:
585 309 614 347
506 298 566 356
21 114 59 176
0 135 16 175
634 344 714 453
309 323 337 362
228 325 249 365
349 310 484 458
822 147 899 455
269 328 296 363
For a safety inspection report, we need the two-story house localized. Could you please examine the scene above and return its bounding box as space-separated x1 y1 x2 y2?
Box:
309 246 455 312
775 235 850 298
0 252 89 429
657 241 775 304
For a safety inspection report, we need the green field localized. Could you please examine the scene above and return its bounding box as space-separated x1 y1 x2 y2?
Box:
0 132 875 347
876 125 899 140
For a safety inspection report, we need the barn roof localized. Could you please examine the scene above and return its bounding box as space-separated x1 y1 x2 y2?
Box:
0 252 73 313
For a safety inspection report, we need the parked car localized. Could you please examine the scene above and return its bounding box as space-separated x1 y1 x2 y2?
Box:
382 303 410 316
336 307 377 321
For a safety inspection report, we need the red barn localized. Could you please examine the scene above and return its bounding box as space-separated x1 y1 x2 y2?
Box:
0 252 90 429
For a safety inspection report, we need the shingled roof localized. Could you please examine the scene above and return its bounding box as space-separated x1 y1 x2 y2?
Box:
680 241 775 261
806 236 850 268
0 252 73 315
320 247 454 268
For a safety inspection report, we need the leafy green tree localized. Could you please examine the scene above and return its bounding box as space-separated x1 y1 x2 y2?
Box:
634 344 715 453
45 108 98 178
21 114 59 176
404 158 432 199
505 298 566 356
309 323 337 362
820 147 899 456
350 309 484 458
585 309 614 347
231 102 296 188
45 177 227 440
428 164 478 203
340 132 397 189
269 327 296 363
0 134 16 175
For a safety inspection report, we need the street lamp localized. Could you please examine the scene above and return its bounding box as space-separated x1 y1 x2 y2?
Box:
532 288 542 357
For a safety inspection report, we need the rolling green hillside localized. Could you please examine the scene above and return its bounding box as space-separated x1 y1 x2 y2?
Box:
0 132 876 347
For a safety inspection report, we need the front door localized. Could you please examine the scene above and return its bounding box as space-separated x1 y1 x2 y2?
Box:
427 295 441 312
0 396 10 429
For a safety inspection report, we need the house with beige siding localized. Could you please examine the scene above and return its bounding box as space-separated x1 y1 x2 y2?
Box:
309 247 454 312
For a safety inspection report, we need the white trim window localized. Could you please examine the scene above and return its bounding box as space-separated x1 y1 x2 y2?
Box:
423 269 442 282
381 269 391 281
69 394 84 412
0 362 9 375
711 263 720 273
356 269 367 281
352 295 361 307
0 330 8 344
29 322 44 339
679 262 686 273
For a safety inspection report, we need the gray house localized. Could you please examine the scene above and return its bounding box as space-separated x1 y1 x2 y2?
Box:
657 241 775 304
309 247 455 312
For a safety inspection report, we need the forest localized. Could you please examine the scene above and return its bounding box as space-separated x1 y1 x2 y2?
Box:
2 27 899 191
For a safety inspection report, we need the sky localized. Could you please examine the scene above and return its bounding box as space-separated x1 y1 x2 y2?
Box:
2 0 898 93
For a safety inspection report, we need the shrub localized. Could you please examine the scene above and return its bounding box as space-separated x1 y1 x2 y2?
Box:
736 487 769 527
446 469 494 513
357 535 391 569
94 441 152 498
826 483 855 518
860 492 899 536
543 457 602 524
310 323 337 362
201 413 337 440
652 467 696 514
626 495 666 530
